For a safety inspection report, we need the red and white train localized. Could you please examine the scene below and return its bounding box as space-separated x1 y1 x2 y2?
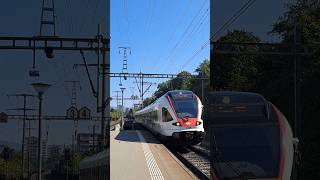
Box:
208 91 296 180
134 90 205 146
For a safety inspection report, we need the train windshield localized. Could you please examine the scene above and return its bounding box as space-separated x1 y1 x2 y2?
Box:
208 93 280 179
211 123 280 179
168 91 197 118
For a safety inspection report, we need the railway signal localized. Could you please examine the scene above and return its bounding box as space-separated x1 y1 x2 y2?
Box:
66 107 78 119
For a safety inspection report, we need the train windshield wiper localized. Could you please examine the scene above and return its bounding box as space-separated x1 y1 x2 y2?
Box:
179 113 193 118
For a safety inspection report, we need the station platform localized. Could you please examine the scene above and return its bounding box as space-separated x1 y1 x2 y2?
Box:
110 124 198 180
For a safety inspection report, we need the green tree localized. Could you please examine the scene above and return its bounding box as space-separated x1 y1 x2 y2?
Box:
143 97 156 107
212 30 261 91
151 71 194 101
171 71 192 90
110 108 120 121
0 147 22 179
271 1 320 178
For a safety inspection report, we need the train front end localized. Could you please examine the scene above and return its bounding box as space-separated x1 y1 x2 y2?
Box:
164 90 205 145
208 92 294 180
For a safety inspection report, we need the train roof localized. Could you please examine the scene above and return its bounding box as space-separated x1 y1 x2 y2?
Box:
79 148 109 169
134 101 158 115
166 90 193 94
135 90 197 115
208 91 271 119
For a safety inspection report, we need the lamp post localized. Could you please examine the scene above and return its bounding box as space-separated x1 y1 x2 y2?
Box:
120 87 125 130
31 83 51 180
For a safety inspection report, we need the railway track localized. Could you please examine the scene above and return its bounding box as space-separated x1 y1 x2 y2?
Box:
133 123 212 179
167 145 211 180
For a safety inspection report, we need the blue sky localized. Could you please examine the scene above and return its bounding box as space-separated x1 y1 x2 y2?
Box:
0 0 294 145
110 0 292 108
110 0 210 108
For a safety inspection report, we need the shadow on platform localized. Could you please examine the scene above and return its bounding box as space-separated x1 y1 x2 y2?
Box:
114 129 161 144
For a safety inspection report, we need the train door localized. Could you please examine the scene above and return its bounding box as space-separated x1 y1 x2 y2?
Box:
161 107 174 135
152 110 159 133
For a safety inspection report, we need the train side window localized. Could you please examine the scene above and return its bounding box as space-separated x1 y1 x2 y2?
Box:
162 108 173 122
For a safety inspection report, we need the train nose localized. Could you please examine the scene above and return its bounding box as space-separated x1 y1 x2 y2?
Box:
173 132 194 140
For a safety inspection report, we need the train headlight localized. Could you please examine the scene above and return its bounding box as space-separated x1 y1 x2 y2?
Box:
172 122 181 126
196 121 202 126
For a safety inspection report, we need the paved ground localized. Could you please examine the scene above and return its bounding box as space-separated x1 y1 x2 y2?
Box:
110 124 198 180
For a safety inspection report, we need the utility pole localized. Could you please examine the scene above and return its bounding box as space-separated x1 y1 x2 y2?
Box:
293 19 302 180
120 87 126 130
88 124 98 152
106 0 111 150
64 81 80 107
294 22 302 143
31 82 51 180
40 0 56 36
26 126 36 179
113 90 121 119
98 23 107 151
64 80 81 154
118 47 131 74
141 73 144 108
210 0 214 88
135 73 155 109
93 125 96 151
7 93 36 179
113 91 121 109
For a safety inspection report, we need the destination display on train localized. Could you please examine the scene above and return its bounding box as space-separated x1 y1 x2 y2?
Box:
209 95 266 115
169 92 194 100
210 104 265 114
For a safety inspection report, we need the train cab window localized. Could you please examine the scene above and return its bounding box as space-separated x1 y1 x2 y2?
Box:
162 108 173 122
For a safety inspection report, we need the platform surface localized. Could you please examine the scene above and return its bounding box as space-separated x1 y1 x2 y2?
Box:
110 125 198 180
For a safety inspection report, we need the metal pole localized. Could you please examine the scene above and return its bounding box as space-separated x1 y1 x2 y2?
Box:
210 0 214 88
106 0 111 150
100 23 107 151
141 74 144 108
93 125 96 151
96 24 101 114
120 88 125 130
27 116 31 179
201 72 204 102
294 21 302 180
294 23 298 141
21 95 26 178
71 135 74 176
37 93 43 180
122 90 124 128
6 93 35 178
66 165 69 180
